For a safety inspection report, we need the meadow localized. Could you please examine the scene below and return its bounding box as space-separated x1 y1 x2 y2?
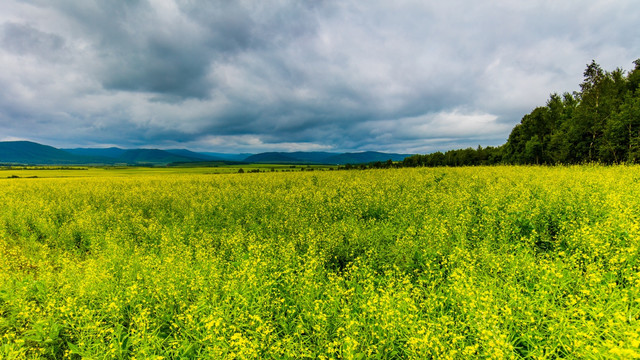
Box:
1 166 639 359
0 164 331 179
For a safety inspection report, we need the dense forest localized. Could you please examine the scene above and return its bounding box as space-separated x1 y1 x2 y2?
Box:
402 59 640 167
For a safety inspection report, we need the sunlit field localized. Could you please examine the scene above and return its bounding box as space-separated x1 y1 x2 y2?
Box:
1 166 639 359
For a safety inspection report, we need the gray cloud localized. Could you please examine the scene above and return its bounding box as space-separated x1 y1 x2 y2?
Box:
1 22 65 58
0 0 639 153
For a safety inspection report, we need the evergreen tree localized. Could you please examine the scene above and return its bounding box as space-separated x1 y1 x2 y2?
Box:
398 59 640 168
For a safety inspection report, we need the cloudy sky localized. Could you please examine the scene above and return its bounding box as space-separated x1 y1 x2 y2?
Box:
0 1 638 153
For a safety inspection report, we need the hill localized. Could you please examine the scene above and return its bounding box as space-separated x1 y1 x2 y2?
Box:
65 147 223 164
165 149 226 162
116 149 204 164
0 141 106 164
200 152 253 162
1 143 211 165
2 141 412 166
282 152 339 163
323 151 410 165
63 147 127 159
243 152 302 164
243 151 410 164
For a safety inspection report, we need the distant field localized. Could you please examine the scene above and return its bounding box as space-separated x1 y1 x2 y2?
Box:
0 164 334 178
1 166 639 358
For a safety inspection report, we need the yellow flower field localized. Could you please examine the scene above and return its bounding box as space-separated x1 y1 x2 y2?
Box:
1 166 639 359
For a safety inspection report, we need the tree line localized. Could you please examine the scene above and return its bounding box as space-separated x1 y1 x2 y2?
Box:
401 59 640 167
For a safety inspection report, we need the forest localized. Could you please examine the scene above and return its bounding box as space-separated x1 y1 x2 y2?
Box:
402 59 640 167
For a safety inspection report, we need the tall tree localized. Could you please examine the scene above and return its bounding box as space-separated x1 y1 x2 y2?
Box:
402 59 640 167
575 60 607 161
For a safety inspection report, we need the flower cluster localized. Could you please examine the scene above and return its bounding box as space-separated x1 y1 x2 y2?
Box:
1 165 639 358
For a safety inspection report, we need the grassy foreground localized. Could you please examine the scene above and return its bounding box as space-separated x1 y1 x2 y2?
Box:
1 166 639 359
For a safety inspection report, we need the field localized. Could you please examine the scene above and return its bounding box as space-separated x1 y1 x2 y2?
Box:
0 164 333 179
1 166 639 359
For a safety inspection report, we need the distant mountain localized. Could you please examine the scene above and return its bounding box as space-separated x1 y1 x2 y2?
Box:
283 152 338 163
243 152 302 163
243 151 411 164
200 152 253 162
1 141 412 166
1 141 245 165
63 147 127 158
0 141 106 164
64 147 222 163
165 149 224 161
323 151 411 164
116 149 203 164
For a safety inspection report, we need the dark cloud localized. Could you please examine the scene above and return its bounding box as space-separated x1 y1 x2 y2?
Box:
0 0 639 152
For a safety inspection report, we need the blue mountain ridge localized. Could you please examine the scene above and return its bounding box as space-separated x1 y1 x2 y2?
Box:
1 141 412 165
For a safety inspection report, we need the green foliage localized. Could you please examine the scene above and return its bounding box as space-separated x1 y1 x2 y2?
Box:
403 59 640 167
505 59 640 164
402 146 504 167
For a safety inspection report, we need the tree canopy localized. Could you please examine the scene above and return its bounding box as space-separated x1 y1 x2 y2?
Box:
403 59 640 167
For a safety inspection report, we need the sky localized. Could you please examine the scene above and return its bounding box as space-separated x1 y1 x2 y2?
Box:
0 1 639 154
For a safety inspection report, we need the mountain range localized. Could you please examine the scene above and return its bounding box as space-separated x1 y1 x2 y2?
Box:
242 151 410 164
0 141 411 165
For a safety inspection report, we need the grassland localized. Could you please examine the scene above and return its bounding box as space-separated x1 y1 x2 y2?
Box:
0 164 333 179
1 166 639 359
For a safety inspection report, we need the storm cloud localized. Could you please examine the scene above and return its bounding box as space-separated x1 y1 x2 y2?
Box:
1 0 639 153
